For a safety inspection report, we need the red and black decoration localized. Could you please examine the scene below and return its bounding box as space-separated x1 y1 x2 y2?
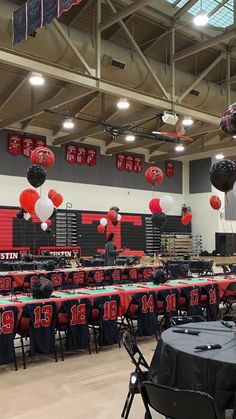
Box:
166 161 174 178
116 153 142 173
7 133 46 157
65 145 97 167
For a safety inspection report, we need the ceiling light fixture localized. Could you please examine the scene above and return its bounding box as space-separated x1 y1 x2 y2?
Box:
233 135 236 139
29 72 45 86
175 144 185 152
117 98 130 110
125 133 135 142
182 117 194 127
63 118 75 130
215 153 224 160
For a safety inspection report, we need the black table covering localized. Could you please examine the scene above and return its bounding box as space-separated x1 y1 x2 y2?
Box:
149 322 236 413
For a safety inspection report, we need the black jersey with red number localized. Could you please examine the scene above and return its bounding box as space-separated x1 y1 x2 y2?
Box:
86 269 105 286
131 292 158 336
67 270 86 288
45 271 66 289
106 268 121 284
24 273 39 290
22 302 58 355
0 306 18 364
93 295 120 346
181 286 202 316
61 298 92 350
201 284 219 321
138 267 154 281
158 289 179 327
0 275 13 293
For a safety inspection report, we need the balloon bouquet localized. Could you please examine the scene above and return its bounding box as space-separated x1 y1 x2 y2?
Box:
145 166 174 229
18 146 63 234
97 206 122 234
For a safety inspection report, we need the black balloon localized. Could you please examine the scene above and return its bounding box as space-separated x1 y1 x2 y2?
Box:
49 208 57 220
209 159 236 193
151 212 167 229
110 206 120 212
17 210 24 219
220 103 236 135
27 164 47 188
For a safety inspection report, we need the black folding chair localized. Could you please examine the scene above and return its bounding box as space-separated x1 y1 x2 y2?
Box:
141 381 219 419
121 331 150 419
221 281 236 315
170 315 204 326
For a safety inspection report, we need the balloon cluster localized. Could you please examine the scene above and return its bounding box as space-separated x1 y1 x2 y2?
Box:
18 147 63 233
149 195 174 229
97 206 122 234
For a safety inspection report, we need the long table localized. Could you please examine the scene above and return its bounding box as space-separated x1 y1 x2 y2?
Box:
0 264 160 290
0 274 235 316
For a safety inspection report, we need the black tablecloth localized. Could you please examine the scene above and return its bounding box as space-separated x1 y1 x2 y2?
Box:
149 321 236 413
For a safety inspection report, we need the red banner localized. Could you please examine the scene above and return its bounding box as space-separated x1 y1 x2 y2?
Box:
65 144 77 164
87 149 96 167
8 134 22 156
22 137 34 158
134 156 142 173
77 147 87 165
125 155 134 172
166 161 174 177
34 138 46 148
116 153 126 171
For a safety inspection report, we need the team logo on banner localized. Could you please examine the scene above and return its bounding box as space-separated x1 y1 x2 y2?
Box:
166 161 174 177
22 137 34 158
77 147 87 165
65 144 77 164
134 157 142 173
8 134 22 155
125 155 134 172
116 153 126 171
87 149 97 167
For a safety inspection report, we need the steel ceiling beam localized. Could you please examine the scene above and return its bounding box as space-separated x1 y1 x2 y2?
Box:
53 21 93 75
174 0 198 20
100 0 151 31
208 0 229 18
0 77 26 110
178 52 226 103
140 29 169 53
53 91 100 136
106 139 156 154
102 15 133 40
0 86 93 129
106 0 170 99
0 50 220 128
175 27 236 61
150 138 234 162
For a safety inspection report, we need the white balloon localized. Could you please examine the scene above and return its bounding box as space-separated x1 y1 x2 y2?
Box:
41 222 48 231
100 217 108 227
35 197 54 221
117 214 122 221
160 195 174 213
24 212 31 221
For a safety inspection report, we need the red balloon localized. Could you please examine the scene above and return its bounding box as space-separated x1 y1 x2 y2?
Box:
210 195 221 210
51 193 63 208
31 147 55 169
149 198 162 214
19 189 40 213
97 224 105 233
145 166 164 186
107 210 117 222
46 219 52 227
181 212 192 225
48 189 57 199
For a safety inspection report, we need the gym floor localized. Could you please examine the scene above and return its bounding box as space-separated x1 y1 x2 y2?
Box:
0 338 161 419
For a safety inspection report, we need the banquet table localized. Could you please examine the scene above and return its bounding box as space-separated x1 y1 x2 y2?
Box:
149 321 236 415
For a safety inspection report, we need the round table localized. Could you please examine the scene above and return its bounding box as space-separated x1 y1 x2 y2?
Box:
149 321 236 414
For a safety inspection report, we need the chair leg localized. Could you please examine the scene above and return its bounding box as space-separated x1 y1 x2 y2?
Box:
20 335 26 370
124 393 135 419
121 391 131 418
53 342 58 363
92 325 98 354
58 330 64 361
13 349 18 371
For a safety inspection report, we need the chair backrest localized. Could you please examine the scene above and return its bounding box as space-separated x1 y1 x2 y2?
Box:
142 382 218 419
122 331 149 372
170 315 204 326
225 281 236 293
